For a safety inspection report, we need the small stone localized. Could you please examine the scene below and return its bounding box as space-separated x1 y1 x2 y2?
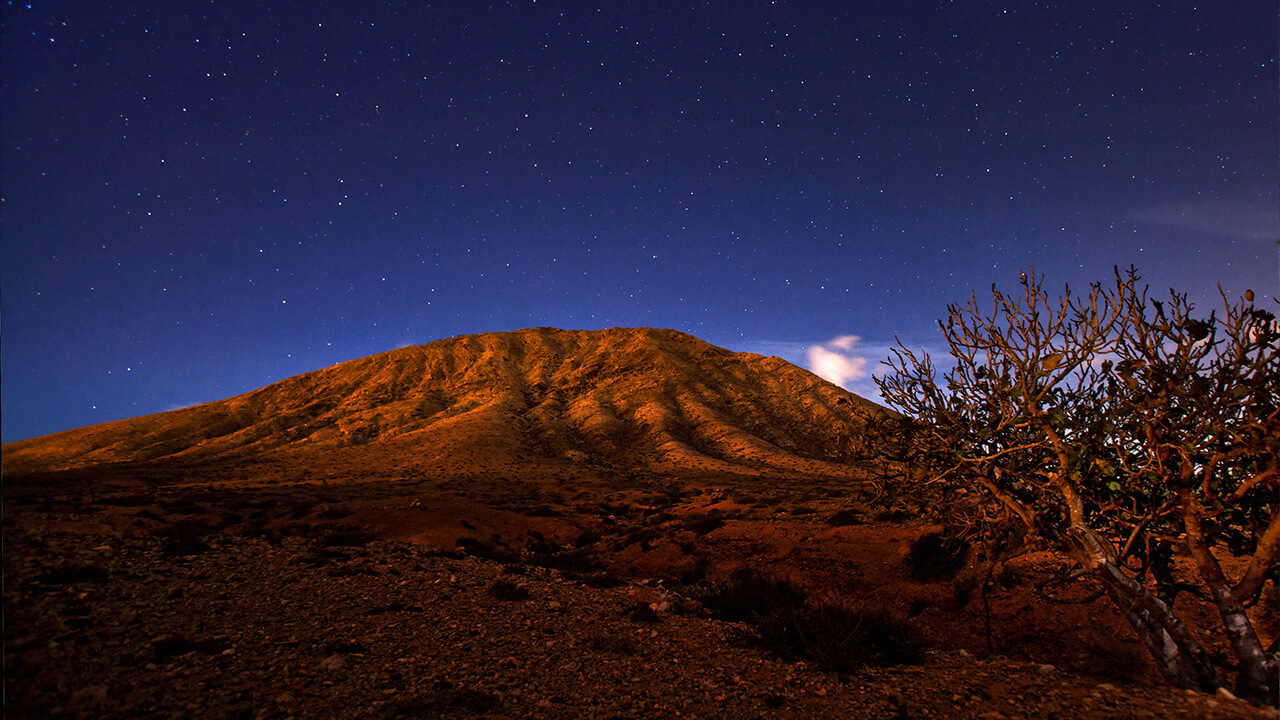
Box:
1094 683 1116 692
958 649 972 658
681 599 705 616
70 685 108 708
319 655 346 671
499 656 519 670
547 601 562 610
1215 687 1238 702
1037 664 1056 675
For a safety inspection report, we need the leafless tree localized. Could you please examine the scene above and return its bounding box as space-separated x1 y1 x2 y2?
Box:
875 267 1278 705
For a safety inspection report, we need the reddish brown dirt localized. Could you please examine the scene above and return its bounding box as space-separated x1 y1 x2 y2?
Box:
4 328 1275 717
5 465 1277 719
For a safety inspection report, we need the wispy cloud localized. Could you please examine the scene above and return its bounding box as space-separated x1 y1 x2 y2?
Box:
1128 197 1278 242
807 335 868 388
735 335 955 405
805 335 906 403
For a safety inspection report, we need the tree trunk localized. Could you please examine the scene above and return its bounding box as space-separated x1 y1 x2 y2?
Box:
1093 561 1221 692
1181 487 1280 706
1216 600 1279 706
1067 525 1219 691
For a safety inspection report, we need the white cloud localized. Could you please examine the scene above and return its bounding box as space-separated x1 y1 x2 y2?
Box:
807 335 869 388
1128 197 1278 242
736 335 944 405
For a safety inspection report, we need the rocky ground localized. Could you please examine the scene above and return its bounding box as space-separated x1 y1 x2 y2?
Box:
5 514 1275 720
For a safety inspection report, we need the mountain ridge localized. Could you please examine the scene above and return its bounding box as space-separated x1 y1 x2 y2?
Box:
3 327 885 481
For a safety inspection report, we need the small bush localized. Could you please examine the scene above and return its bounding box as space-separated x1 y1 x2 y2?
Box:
487 580 530 601
906 530 970 581
752 601 925 673
681 513 725 535
687 568 806 623
826 508 864 527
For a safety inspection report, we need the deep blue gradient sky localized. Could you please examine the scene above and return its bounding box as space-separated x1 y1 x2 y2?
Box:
3 1 1276 443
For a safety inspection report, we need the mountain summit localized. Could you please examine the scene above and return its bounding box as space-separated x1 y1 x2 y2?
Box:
3 327 883 482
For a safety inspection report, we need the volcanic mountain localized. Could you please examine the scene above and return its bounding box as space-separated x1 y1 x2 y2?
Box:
3 327 885 484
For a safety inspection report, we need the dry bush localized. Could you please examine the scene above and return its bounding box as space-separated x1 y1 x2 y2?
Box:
751 600 925 673
905 530 971 581
487 580 531 601
686 568 806 623
826 508 864 527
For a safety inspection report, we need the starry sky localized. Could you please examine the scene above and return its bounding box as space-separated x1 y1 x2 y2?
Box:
2 1 1276 443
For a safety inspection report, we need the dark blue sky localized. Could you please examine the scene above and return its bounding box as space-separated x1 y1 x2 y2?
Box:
3 1 1276 443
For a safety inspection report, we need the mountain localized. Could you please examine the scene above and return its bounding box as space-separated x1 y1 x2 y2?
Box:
3 328 885 483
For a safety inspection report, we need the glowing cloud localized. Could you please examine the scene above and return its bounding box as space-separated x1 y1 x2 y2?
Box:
807 335 869 388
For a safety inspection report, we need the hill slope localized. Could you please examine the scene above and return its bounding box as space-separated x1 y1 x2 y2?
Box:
3 327 884 481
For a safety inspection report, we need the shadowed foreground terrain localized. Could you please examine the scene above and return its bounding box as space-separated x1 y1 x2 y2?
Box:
4 329 1274 719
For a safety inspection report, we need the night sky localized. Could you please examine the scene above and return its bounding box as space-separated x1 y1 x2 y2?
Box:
2 1 1276 443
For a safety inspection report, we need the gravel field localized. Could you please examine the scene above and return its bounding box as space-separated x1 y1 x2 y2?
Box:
6 523 1274 720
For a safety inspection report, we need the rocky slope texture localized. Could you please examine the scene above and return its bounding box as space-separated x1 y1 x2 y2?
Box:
5 513 1272 720
3 327 883 482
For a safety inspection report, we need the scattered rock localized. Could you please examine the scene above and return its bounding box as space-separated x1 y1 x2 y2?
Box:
3 517 1274 720
319 656 346 671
